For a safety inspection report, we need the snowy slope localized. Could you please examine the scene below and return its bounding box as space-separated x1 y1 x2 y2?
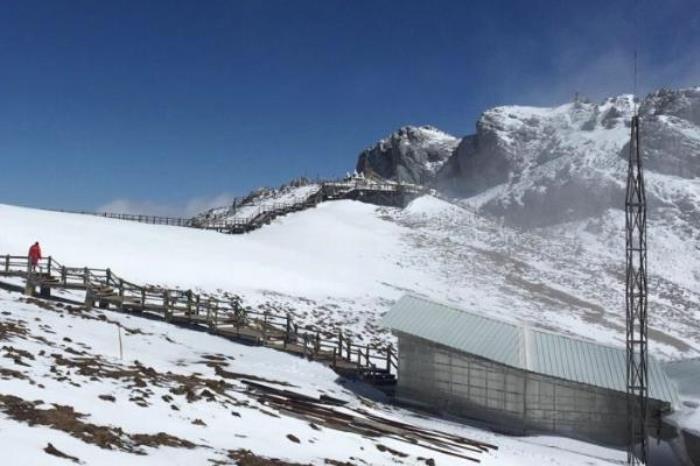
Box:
0 288 632 465
0 195 694 463
390 196 700 359
2 188 699 358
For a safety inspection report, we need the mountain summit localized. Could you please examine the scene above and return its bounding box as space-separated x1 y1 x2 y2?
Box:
357 86 700 228
437 87 700 227
356 125 459 184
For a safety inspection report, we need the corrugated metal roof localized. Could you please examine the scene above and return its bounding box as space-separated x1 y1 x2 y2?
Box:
382 295 679 405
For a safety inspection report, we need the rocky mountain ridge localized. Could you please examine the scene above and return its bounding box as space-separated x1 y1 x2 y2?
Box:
357 86 700 228
356 125 459 184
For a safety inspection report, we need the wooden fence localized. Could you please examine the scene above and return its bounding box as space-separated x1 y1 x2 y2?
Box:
1 254 398 386
44 180 426 235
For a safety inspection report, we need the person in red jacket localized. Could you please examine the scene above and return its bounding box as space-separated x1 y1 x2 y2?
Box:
28 242 42 271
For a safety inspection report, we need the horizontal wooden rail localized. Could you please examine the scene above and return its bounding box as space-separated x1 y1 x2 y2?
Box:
37 179 425 236
0 254 397 385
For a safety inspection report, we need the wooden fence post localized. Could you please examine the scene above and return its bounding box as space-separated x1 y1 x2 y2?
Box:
118 279 124 310
262 311 268 345
47 256 52 276
163 290 170 321
24 257 34 297
85 288 95 308
284 314 290 348
4 255 9 274
386 344 393 372
206 298 212 326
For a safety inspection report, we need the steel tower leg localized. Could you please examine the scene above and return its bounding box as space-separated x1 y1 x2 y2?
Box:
626 115 648 465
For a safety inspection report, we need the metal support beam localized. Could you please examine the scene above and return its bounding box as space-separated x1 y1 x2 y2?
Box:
626 115 648 465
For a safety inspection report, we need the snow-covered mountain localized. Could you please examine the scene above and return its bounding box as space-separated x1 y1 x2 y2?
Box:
356 126 459 184
1 86 698 465
355 87 699 230
437 87 700 229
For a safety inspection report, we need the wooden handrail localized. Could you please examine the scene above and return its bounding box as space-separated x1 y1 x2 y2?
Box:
37 179 424 236
0 253 399 379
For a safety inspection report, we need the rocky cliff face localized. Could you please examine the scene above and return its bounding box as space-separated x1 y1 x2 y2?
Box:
356 125 459 184
356 87 699 229
436 95 639 226
437 88 700 227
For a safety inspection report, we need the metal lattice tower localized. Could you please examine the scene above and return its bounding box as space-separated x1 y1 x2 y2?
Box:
626 114 648 465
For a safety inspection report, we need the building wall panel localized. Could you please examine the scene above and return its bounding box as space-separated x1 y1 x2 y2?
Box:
397 333 664 446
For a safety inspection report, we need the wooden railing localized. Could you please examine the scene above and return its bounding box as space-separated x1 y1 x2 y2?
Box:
194 195 324 233
1 254 397 383
46 209 194 227
41 179 425 235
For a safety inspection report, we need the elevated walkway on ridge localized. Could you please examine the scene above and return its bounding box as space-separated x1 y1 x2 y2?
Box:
47 179 427 236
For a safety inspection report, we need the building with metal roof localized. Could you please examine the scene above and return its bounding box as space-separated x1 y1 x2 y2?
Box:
382 294 680 446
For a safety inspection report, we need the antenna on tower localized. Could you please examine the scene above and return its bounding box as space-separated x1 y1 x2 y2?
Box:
633 50 639 115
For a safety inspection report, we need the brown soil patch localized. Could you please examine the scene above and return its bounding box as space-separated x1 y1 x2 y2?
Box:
0 319 28 340
0 367 28 381
47 353 256 414
0 393 195 454
228 449 311 466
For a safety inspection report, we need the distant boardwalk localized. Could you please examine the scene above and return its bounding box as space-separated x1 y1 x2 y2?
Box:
48 179 426 235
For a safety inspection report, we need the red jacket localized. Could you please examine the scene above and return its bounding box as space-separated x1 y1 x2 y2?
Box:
28 244 42 265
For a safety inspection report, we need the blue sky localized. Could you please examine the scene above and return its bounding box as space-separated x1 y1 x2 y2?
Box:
0 0 698 215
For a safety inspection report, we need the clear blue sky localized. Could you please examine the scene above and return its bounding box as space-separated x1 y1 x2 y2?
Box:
0 0 697 214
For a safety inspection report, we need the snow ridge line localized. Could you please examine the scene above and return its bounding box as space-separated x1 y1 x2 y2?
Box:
0 253 399 388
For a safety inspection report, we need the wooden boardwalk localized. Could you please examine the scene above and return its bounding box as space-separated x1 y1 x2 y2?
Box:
0 255 398 388
49 179 426 236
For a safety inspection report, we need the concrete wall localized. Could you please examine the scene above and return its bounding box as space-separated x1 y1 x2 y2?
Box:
396 333 665 446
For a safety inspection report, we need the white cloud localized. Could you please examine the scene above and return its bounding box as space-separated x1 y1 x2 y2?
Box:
97 193 234 218
501 46 700 112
